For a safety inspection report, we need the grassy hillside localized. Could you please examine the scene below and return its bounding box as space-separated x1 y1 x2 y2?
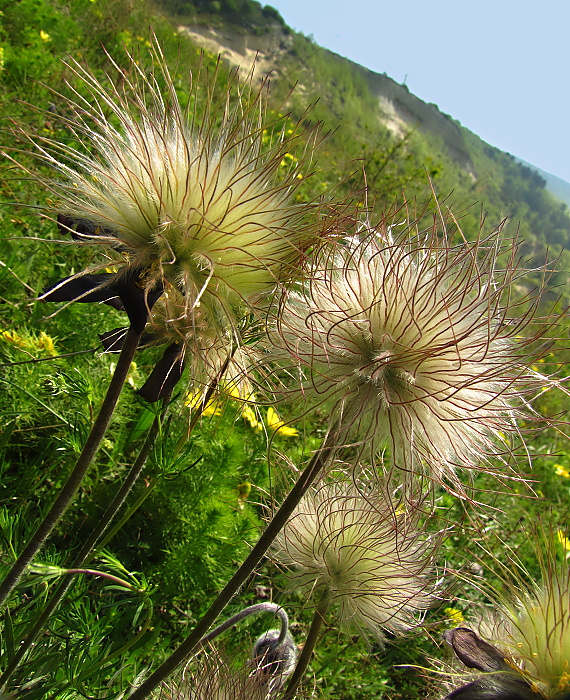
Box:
155 0 570 264
4 0 570 258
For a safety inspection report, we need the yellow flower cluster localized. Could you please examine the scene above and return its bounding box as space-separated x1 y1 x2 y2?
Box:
1 329 57 356
185 387 298 437
109 361 139 389
557 529 570 552
444 607 464 625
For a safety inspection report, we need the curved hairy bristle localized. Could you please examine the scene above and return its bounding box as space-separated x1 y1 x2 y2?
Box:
270 219 558 495
153 646 295 700
273 477 437 643
9 41 325 324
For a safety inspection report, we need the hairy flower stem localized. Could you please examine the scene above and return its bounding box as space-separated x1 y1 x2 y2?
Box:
0 361 230 686
282 592 331 700
0 325 143 609
127 430 337 699
96 366 226 551
199 603 290 646
0 402 166 687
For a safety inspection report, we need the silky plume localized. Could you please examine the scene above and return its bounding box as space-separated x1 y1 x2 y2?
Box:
442 529 570 700
272 477 438 644
269 220 559 495
7 41 327 333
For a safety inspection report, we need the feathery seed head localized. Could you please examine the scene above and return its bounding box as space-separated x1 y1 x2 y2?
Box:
153 653 267 700
507 574 570 695
147 285 254 392
18 44 323 322
476 564 570 698
154 643 297 700
271 223 553 493
443 532 570 700
272 479 436 643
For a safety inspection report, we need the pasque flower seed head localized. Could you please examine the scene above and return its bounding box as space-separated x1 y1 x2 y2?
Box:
15 43 323 323
272 223 554 494
273 479 436 643
153 652 268 700
444 564 570 699
440 526 570 700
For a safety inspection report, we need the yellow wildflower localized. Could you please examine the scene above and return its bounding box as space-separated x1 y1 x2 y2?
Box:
36 332 57 357
444 607 464 625
224 384 243 401
557 530 570 552
219 384 263 431
184 392 223 417
242 404 263 431
266 407 298 437
555 464 570 478
39 30 50 42
280 152 298 168
110 361 138 388
201 402 222 417
1 329 57 355
1 329 27 348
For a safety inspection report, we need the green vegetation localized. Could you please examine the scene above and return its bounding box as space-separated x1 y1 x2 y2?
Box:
153 0 287 32
265 29 570 262
1 1 570 699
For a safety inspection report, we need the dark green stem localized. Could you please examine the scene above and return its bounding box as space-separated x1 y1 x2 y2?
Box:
282 592 330 700
127 431 336 699
0 404 162 687
1 357 227 687
199 602 289 646
0 325 142 609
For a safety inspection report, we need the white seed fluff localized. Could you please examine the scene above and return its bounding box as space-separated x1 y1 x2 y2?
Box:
272 227 549 492
273 480 435 643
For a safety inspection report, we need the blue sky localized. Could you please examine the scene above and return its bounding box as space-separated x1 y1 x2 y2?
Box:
266 0 570 183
